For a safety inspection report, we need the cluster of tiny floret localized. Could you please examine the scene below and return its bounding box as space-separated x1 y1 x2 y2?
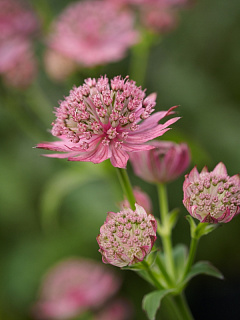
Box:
98 206 157 267
51 76 156 150
189 171 240 220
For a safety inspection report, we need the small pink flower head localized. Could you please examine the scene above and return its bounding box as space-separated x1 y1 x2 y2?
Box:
97 204 157 267
37 75 179 168
33 258 121 320
47 1 139 67
120 187 152 214
183 162 240 223
94 298 133 320
130 140 190 183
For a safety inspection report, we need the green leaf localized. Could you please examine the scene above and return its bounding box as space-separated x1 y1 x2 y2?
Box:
168 208 180 229
184 260 224 285
185 215 197 238
145 249 159 267
173 244 188 281
142 289 173 320
195 223 219 239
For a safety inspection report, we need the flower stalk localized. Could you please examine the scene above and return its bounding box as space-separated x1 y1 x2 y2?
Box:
116 167 136 210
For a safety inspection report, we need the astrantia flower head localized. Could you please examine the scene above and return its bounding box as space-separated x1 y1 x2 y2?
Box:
37 75 179 168
120 187 152 214
130 140 190 183
183 162 240 223
97 204 157 267
33 258 121 320
47 0 139 67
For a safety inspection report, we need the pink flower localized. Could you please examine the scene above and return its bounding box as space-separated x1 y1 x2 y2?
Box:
0 0 39 40
33 258 121 320
94 298 133 320
120 187 152 214
37 75 179 168
0 0 39 88
47 1 139 68
97 204 157 267
130 140 190 183
183 162 240 223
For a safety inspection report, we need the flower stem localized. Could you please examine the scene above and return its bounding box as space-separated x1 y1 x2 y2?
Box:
116 167 136 210
156 254 174 288
157 183 175 280
174 293 194 320
183 237 199 279
141 260 163 290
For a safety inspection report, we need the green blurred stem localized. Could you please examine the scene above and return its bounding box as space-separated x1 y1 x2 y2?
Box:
183 237 199 279
157 183 175 280
174 293 194 320
156 255 174 287
141 260 163 290
116 168 136 210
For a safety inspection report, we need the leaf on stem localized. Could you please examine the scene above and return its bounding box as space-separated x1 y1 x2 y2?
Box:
173 244 188 281
183 260 224 286
186 216 219 239
142 289 173 320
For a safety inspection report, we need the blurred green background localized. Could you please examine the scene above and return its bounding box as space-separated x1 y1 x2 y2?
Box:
0 0 240 319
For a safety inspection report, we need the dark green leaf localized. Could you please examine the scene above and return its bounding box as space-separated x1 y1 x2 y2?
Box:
142 289 173 320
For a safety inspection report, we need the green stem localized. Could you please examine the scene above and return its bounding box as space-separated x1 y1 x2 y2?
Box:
164 296 186 320
141 260 163 290
157 183 175 280
115 167 136 210
174 293 194 320
156 254 174 288
183 237 199 279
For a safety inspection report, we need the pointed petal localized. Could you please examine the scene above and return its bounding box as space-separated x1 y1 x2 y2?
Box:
212 162 227 175
110 147 129 168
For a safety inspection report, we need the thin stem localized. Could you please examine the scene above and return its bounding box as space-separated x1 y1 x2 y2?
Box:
157 183 175 280
164 296 185 320
174 293 194 320
183 237 199 279
141 260 163 290
115 167 136 210
156 255 174 288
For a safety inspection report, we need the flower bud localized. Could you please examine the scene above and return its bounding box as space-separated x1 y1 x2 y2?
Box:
183 162 240 223
97 204 157 267
130 140 191 184
120 187 152 214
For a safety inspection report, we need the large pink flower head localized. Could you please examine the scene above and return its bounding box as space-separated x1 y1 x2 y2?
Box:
37 75 179 168
130 140 190 183
183 162 240 223
47 0 139 67
97 204 157 267
33 258 121 320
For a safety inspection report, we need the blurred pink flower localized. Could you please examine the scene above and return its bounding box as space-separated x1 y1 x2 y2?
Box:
47 1 139 68
37 75 179 168
97 204 157 267
94 298 133 320
0 0 39 40
130 141 190 183
33 258 121 320
0 0 39 88
183 162 240 223
120 187 152 214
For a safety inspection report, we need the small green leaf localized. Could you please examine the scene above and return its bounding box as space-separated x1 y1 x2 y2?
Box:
195 223 219 239
142 289 173 320
168 208 180 229
146 249 159 267
185 215 197 238
173 244 188 280
184 260 224 285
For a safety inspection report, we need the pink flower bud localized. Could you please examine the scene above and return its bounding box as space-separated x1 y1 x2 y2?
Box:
183 162 240 223
120 187 152 214
130 140 191 184
33 258 121 320
97 204 157 267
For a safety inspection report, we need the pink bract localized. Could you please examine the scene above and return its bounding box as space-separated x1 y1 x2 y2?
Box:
120 187 152 214
183 162 240 223
37 75 180 168
130 140 190 183
97 204 157 268
47 0 139 67
33 258 121 320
